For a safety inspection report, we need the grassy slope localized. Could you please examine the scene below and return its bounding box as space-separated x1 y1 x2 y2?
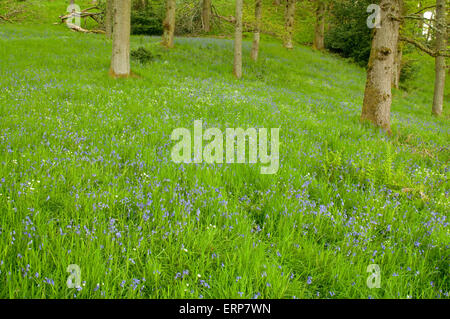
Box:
0 23 448 298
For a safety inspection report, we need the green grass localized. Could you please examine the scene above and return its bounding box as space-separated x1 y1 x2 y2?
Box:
0 24 448 299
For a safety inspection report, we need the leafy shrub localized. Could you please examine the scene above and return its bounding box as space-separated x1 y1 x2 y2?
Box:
325 0 375 67
130 47 159 64
131 0 164 35
398 49 421 91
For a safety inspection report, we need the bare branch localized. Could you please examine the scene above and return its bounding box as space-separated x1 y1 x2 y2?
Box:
414 5 436 15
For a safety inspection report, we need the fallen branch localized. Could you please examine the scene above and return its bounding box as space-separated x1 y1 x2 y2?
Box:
66 22 105 34
0 6 26 22
59 11 102 23
0 15 13 23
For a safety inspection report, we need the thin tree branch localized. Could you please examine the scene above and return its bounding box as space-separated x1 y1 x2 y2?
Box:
399 36 450 57
414 5 436 15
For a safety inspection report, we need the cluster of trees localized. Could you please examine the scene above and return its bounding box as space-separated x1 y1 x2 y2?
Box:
361 0 447 133
104 0 447 134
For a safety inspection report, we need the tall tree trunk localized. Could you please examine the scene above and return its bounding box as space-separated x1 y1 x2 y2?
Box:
392 44 403 89
110 0 131 78
432 0 446 116
392 0 404 89
233 0 243 78
361 0 402 134
105 0 113 39
327 1 334 32
251 0 262 61
313 0 325 50
283 0 296 49
202 0 212 32
162 0 176 48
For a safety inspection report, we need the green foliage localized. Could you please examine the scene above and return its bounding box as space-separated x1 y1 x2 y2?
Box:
325 0 374 67
399 57 421 91
131 46 160 64
131 0 164 36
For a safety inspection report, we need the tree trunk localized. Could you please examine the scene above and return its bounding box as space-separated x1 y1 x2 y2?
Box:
392 0 405 89
361 0 402 134
202 0 212 32
432 0 446 116
283 0 296 49
251 0 262 61
233 0 243 78
110 0 131 78
392 44 403 89
313 0 325 50
105 0 113 39
162 0 176 48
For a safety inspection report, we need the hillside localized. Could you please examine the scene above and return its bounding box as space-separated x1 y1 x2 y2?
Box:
0 21 448 298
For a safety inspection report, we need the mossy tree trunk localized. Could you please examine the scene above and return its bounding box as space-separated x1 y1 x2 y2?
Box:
313 0 326 51
162 0 176 48
202 0 212 32
283 0 296 49
110 0 131 78
251 0 262 61
432 0 447 116
105 0 113 39
361 0 402 134
233 0 243 78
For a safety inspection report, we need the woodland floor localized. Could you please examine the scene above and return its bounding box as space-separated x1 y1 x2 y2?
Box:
0 25 448 298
